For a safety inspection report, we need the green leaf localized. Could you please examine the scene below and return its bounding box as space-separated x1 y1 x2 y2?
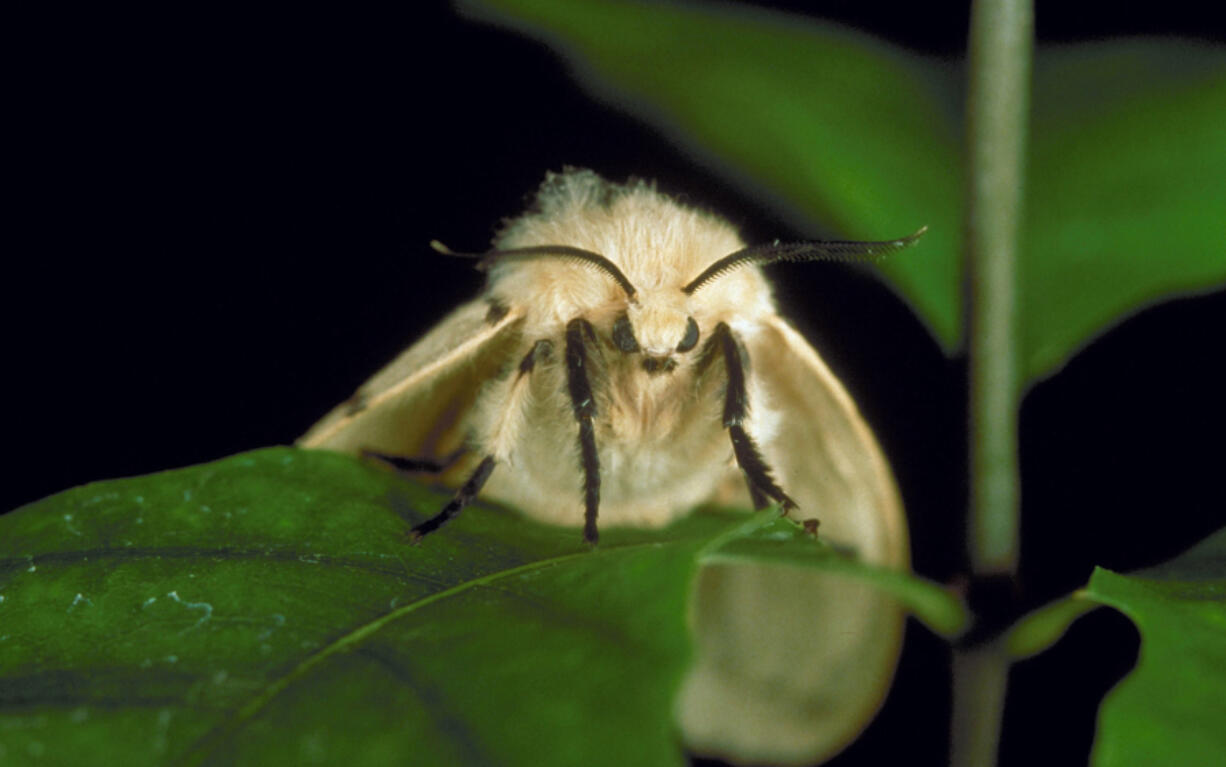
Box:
705 534 968 638
0 448 960 766
462 0 964 349
1083 527 1226 767
1025 41 1226 380
463 2 1226 383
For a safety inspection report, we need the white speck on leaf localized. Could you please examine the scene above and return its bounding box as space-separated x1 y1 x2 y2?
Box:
200 505 212 514
134 495 144 504
164 655 178 664
166 591 212 633
68 593 93 612
62 514 82 536
183 489 192 502
142 597 158 608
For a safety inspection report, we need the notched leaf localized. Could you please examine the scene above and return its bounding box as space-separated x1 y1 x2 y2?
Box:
1084 526 1226 767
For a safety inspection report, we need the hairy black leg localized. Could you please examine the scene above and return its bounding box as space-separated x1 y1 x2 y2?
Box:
405 340 552 542
747 480 771 511
566 318 602 544
713 322 797 513
409 457 496 542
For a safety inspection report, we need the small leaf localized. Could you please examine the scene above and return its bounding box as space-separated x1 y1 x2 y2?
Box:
1083 527 1226 767
462 0 964 349
1002 593 1100 660
0 448 953 766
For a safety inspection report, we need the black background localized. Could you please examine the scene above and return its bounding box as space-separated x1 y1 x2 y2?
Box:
7 2 1225 765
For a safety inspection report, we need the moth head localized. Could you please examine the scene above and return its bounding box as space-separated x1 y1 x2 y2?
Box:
613 289 702 375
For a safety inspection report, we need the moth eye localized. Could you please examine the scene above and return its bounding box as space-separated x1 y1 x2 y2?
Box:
676 316 700 352
612 313 640 353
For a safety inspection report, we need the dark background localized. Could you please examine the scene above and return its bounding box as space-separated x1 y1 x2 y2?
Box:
7 2 1224 765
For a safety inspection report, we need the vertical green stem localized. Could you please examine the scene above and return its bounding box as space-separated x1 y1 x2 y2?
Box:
954 0 1032 766
967 0 1030 576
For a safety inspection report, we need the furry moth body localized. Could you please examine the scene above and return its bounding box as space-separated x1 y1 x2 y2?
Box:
299 169 920 765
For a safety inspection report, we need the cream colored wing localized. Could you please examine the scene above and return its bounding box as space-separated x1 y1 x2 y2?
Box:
298 300 524 461
678 315 908 766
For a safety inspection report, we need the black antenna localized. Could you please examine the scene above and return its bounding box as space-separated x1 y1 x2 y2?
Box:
432 240 638 301
682 226 928 295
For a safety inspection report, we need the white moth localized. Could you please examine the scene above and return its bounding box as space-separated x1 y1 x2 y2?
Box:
299 168 922 765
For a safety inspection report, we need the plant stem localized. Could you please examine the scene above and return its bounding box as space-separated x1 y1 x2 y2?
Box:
951 645 1012 767
954 0 1032 766
966 0 1030 577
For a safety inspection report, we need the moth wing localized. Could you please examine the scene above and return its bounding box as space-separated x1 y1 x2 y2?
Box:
298 300 523 460
678 315 908 766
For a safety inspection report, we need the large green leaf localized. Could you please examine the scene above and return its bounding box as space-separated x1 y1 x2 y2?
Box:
463 1 1226 382
463 0 964 349
1085 527 1226 767
0 448 962 766
1025 41 1226 380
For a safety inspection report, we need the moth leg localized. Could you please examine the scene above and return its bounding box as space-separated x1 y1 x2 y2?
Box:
361 447 466 475
746 480 771 512
712 322 798 514
565 318 602 545
409 457 495 542
409 339 552 541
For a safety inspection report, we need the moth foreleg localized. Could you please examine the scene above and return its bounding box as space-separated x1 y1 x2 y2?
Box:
565 318 601 545
712 322 798 514
409 456 495 542
746 480 771 512
409 339 551 542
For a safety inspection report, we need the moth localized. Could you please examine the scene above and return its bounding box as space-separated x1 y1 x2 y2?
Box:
299 169 921 764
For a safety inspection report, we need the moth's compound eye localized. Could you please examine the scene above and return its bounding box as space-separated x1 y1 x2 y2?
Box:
612 313 640 353
676 316 700 352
